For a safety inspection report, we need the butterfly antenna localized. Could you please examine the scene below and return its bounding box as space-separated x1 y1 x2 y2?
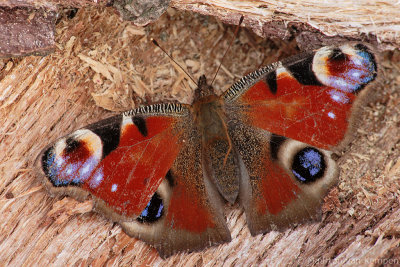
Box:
151 38 197 86
210 16 244 86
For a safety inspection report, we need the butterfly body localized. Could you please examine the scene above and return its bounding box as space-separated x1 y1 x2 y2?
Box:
191 76 241 204
37 43 378 258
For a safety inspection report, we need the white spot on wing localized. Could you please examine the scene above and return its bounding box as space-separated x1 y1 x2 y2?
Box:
329 90 349 104
80 162 91 176
90 168 104 188
55 156 65 168
66 166 74 175
328 112 336 119
276 65 287 76
111 184 118 192
351 71 361 78
331 78 350 91
351 56 362 66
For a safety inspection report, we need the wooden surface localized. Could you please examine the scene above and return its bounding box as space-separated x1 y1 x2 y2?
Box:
0 7 56 57
0 0 107 8
172 0 400 50
2 0 400 57
0 6 400 266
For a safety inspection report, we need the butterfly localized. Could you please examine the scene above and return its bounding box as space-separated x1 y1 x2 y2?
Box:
36 43 378 258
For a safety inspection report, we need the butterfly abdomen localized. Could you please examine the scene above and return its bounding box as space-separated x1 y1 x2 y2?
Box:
194 95 240 204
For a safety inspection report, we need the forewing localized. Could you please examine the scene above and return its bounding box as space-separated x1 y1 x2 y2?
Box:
223 43 378 151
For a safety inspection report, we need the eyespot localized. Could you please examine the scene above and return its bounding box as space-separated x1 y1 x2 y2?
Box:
42 129 103 187
291 147 326 184
136 192 164 223
312 44 377 93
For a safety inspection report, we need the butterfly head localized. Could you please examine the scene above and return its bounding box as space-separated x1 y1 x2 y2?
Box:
193 75 216 101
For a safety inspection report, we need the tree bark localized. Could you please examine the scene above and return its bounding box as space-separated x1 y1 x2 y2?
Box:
0 5 399 267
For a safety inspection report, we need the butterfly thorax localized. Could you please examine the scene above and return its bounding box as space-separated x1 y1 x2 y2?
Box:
191 75 225 136
192 75 240 204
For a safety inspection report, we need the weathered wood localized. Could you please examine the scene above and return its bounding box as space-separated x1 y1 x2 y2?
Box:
0 0 169 57
171 0 400 51
113 0 171 26
0 0 107 8
0 7 56 58
0 6 399 266
0 0 105 58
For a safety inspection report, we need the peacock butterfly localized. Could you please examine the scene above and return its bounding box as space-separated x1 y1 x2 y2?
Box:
36 43 378 258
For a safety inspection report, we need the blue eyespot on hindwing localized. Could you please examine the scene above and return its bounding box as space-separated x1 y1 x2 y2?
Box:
291 147 326 184
136 192 164 223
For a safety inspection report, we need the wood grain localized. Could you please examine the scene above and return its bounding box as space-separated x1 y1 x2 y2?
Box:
0 6 399 266
172 0 400 50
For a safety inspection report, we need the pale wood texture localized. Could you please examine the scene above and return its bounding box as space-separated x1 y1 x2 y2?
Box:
0 6 400 266
172 0 400 50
